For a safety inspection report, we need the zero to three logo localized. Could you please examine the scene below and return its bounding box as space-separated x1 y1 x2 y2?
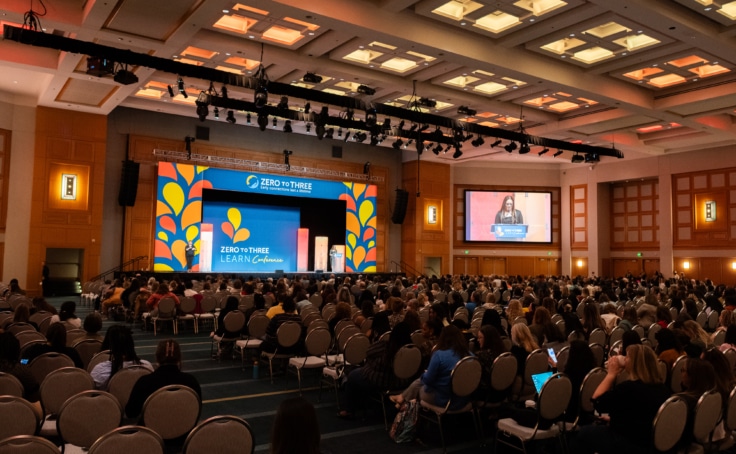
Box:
245 175 259 189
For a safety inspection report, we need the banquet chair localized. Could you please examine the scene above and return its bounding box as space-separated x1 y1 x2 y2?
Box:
28 351 74 384
261 321 302 383
57 390 122 454
0 435 60 454
234 314 269 370
87 349 111 373
210 310 246 361
38 366 95 437
151 297 178 335
669 355 688 393
320 332 370 409
88 425 164 454
513 349 549 401
177 297 198 333
0 371 24 396
288 327 331 395
475 352 518 436
71 338 102 370
0 395 40 441
195 295 217 333
108 365 153 409
377 343 423 430
183 415 255 454
652 396 688 453
682 389 722 453
141 385 201 446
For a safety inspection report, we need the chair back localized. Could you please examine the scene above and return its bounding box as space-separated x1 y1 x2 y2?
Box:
692 389 722 443
307 318 329 333
337 325 361 350
724 348 736 372
276 321 302 348
589 343 605 367
6 322 35 336
393 344 422 380
490 352 517 392
247 314 270 339
108 365 153 408
724 386 736 433
156 297 177 317
537 373 572 421
142 385 201 440
411 330 425 346
0 435 60 454
88 425 164 454
179 297 197 314
652 396 688 452
72 338 103 370
450 356 482 398
28 313 52 334
199 295 217 313
523 349 550 386
706 311 720 331
555 346 570 373
303 327 331 357
589 328 606 346
39 366 95 416
343 333 370 365
608 325 625 347
669 355 687 393
632 324 645 338
222 310 246 336
57 390 122 450
28 352 75 384
309 293 322 309
378 330 391 343
87 349 111 373
14 331 46 350
360 317 373 334
696 311 708 328
567 330 584 342
183 415 254 454
512 316 527 326
714 330 727 346
579 368 607 414
239 295 254 311
0 396 40 440
321 303 336 321
0 371 24 397
334 319 354 336
65 328 86 346
647 323 661 348
301 312 321 328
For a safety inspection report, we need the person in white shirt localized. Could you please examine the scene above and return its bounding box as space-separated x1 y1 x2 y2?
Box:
91 325 153 390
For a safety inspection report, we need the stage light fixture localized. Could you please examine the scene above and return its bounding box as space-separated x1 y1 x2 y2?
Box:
303 72 323 84
457 105 477 116
337 127 343 137
354 132 367 143
538 147 549 156
177 77 187 98
196 105 208 122
432 144 443 155
392 138 403 150
365 107 377 128
220 85 228 99
283 120 292 133
571 153 585 163
357 84 376 95
405 139 414 149
419 124 430 132
246 113 251 124
452 145 463 159
412 97 437 108
272 117 278 128
416 138 424 155
283 149 292 170
213 107 220 120
86 57 114 77
277 96 289 110
304 102 311 114
370 134 379 146
114 66 138 85
471 136 485 147
505 142 517 153
433 126 444 142
382 117 391 131
226 110 236 124
344 130 351 142
409 124 418 132
167 85 175 97
585 153 600 163
317 124 326 139
325 128 335 139
363 161 371 174
519 142 530 154
257 113 268 131
305 123 312 133
345 108 354 121
444 143 453 152
397 120 405 131
491 139 502 148
553 149 563 158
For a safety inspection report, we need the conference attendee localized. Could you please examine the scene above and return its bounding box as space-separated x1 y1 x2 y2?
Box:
494 195 523 225
23 322 84 368
575 344 670 454
101 278 125 318
30 296 57 316
92 325 153 390
260 295 302 354
81 312 104 342
145 283 180 318
125 339 201 419
270 397 321 454
184 240 196 271
0 332 42 418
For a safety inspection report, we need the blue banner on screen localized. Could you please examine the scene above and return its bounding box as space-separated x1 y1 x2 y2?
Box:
203 202 299 272
465 190 552 243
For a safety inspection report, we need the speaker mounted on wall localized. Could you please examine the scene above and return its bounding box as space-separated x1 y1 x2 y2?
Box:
118 160 140 207
391 188 409 224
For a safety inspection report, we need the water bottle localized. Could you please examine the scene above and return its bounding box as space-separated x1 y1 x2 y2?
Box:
252 361 259 379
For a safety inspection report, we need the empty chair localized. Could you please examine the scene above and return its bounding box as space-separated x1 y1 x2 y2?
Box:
0 435 61 454
72 338 102 370
686 389 723 451
28 351 74 384
321 333 370 409
608 325 626 347
0 396 40 441
0 371 24 397
211 310 246 360
288 327 331 395
141 385 201 447
88 425 164 454
588 328 606 347
57 390 123 453
108 365 153 409
378 343 423 429
38 366 95 437
151 297 178 335
670 355 687 393
261 321 303 383
234 314 270 370
6 322 36 336
567 367 607 431
589 343 605 367
183 415 255 454
651 396 688 453
177 297 198 333
195 295 217 333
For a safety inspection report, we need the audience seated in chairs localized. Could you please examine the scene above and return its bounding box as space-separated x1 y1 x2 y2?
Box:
339 321 414 419
677 357 717 447
145 284 180 319
389 325 471 410
30 297 57 316
22 322 84 368
81 312 104 342
271 396 321 454
0 332 41 415
51 300 81 329
126 339 201 419
260 295 302 354
91 324 153 390
509 323 540 376
574 344 671 454
101 279 125 318
473 325 509 402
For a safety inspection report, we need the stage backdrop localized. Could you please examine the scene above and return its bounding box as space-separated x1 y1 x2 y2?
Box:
153 163 377 273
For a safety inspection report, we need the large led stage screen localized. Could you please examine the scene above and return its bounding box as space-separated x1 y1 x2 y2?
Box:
465 190 552 243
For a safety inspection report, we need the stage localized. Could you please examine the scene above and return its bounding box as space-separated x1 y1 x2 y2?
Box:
114 271 406 285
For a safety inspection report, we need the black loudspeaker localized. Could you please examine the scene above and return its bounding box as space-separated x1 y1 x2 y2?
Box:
391 189 409 224
118 160 140 207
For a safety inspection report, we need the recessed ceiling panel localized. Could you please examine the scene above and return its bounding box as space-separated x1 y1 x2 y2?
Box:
56 78 117 107
570 114 659 135
104 0 204 41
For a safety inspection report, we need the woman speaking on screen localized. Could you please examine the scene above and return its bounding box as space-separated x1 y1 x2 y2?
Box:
495 195 523 225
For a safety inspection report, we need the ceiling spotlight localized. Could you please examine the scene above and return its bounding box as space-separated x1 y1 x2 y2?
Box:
303 72 323 84
397 120 405 131
257 113 268 131
357 84 376 95
409 124 418 132
585 153 600 163
196 105 208 122
114 66 138 85
277 96 289 110
177 77 187 98
246 112 251 124
337 127 343 137
505 142 517 153
553 149 563 158
213 107 220 120
365 107 377 128
519 142 530 154
283 149 292 170
370 134 379 146
571 153 585 163
167 85 175 97
471 136 485 147
416 139 424 155
432 144 443 155
272 117 278 128
491 139 502 148
220 85 228 99
452 145 463 159
412 97 437 108
457 105 477 116
405 139 414 149
392 138 404 150
304 102 311 114
325 128 335 139
363 161 371 174
538 147 549 156
305 123 312 133
226 110 236 124
344 130 351 142
283 120 292 133
382 117 391 131
254 84 267 108
419 124 430 132
444 143 453 152
354 132 367 143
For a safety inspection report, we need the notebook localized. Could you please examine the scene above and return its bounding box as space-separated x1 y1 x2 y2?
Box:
531 371 554 394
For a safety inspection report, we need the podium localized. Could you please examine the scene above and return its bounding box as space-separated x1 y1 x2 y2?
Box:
492 224 528 239
329 245 345 273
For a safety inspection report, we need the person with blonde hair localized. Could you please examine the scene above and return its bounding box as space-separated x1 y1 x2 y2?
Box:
510 323 539 375
575 344 670 454
505 299 524 323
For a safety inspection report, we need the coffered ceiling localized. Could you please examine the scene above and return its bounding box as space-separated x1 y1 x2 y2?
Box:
2 0 736 166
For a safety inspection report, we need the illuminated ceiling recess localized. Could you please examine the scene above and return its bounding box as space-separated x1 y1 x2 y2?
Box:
431 0 569 34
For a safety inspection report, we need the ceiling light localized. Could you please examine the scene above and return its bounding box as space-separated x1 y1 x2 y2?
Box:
457 105 477 116
491 139 502 148
213 107 220 120
226 110 236 124
505 142 517 153
246 113 251 124
272 117 278 128
553 150 563 157
519 142 530 154
113 66 138 85
277 96 289 110
432 144 443 155
303 72 323 84
325 128 335 139
452 145 463 159
571 153 585 163
167 85 175 97
257 113 268 131
357 85 376 95
471 136 485 147
392 138 404 150
177 77 187 98
283 120 292 133
538 147 549 156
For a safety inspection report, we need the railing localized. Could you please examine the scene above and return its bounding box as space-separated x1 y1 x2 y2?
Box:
390 260 424 278
89 255 148 282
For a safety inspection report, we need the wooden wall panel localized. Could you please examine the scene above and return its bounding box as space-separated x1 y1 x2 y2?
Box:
507 256 535 276
571 184 587 250
610 179 659 250
0 129 11 230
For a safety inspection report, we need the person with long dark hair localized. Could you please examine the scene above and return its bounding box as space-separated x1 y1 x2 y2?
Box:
495 195 523 225
91 324 152 390
271 397 321 454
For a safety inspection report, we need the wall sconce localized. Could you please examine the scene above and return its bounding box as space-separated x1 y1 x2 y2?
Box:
705 200 716 222
683 260 690 270
61 174 77 200
576 259 584 267
731 261 736 270
427 205 438 224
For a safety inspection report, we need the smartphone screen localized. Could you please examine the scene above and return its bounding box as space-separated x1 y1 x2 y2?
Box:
547 348 557 363
20 358 29 365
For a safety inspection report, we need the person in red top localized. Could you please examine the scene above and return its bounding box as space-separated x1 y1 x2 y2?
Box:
145 283 180 317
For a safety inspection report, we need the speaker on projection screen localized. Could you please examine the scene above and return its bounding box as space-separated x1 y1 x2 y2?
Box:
391 189 409 224
118 160 140 206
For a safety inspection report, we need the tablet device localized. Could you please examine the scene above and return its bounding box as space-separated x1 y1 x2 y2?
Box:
531 371 554 394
